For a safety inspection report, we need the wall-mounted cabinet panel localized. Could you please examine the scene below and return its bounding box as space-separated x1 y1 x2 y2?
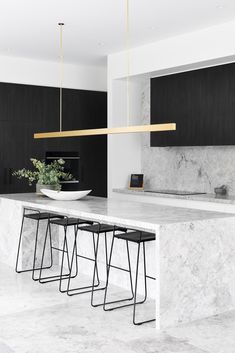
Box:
151 62 235 146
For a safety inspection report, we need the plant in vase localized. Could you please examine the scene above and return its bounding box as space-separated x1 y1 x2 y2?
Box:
13 158 73 194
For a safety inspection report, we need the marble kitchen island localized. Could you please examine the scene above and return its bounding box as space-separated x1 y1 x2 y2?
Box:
0 193 235 329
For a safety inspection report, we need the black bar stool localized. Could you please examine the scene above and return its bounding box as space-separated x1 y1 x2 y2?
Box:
15 207 64 279
38 217 94 285
65 222 134 308
103 229 156 326
59 220 102 295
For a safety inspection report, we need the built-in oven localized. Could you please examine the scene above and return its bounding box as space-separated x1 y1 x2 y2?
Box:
45 151 80 191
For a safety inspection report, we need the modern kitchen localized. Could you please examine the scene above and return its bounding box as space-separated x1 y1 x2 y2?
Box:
0 1 235 353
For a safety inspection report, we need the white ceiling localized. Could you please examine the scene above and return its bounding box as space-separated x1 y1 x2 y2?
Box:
0 0 235 67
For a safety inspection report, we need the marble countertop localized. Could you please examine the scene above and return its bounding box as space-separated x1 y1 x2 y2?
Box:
113 188 235 205
0 193 234 232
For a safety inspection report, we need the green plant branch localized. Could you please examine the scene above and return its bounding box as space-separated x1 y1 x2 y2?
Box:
13 158 73 189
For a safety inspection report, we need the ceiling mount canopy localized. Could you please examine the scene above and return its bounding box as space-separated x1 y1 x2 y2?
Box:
33 2 176 139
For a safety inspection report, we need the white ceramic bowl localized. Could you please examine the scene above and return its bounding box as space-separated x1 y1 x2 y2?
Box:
41 189 92 201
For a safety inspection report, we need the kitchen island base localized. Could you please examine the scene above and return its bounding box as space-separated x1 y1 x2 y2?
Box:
0 193 235 329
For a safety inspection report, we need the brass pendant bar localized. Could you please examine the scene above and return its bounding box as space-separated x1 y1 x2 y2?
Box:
34 123 176 139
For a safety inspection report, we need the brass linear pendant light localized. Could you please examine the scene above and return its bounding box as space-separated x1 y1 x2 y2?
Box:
34 2 176 139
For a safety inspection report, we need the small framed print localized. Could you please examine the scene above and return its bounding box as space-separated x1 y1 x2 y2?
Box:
129 174 144 189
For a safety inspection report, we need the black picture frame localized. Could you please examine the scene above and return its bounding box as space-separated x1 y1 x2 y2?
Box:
129 174 144 189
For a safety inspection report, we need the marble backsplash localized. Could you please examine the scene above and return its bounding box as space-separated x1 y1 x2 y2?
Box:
141 80 235 195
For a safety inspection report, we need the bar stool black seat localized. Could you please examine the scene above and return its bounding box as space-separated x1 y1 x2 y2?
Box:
15 208 64 278
104 229 156 326
39 217 93 285
50 217 88 227
78 223 127 234
25 212 61 221
115 231 155 243
66 222 133 308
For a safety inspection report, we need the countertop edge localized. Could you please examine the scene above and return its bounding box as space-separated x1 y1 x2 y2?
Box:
112 188 235 205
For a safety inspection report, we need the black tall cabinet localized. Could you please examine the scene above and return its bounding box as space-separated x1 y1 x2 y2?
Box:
0 82 107 197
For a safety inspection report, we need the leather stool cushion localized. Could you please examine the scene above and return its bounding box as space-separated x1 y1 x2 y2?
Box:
50 218 93 227
115 231 155 243
25 212 64 221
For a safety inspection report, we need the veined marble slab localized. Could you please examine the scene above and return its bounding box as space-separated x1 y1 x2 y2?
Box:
0 193 235 329
159 219 235 327
0 193 234 229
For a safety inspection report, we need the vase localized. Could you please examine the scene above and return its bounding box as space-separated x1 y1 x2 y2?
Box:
36 183 58 195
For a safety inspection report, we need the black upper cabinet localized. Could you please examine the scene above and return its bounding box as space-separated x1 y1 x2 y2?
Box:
151 62 235 146
0 82 107 197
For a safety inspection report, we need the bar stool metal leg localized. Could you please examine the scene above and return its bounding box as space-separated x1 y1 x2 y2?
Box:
103 236 136 311
91 232 103 306
32 217 54 281
90 229 114 307
15 208 26 273
62 228 100 295
90 231 109 306
31 217 41 280
133 242 155 325
16 208 53 274
92 232 100 286
38 221 71 283
59 226 73 292
59 227 73 293
59 225 81 294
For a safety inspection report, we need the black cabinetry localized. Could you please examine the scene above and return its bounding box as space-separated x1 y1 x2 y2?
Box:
151 62 235 147
0 82 107 197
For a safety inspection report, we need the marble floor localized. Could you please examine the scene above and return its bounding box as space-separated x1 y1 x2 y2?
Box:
0 262 234 353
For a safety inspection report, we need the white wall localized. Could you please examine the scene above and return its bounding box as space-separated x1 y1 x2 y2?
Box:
108 20 235 79
0 54 107 91
108 78 143 196
107 20 235 197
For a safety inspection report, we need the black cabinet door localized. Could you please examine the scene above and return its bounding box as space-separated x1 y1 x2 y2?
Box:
0 121 33 193
63 89 107 197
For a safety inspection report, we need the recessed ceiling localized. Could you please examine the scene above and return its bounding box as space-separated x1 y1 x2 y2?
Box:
0 0 235 67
